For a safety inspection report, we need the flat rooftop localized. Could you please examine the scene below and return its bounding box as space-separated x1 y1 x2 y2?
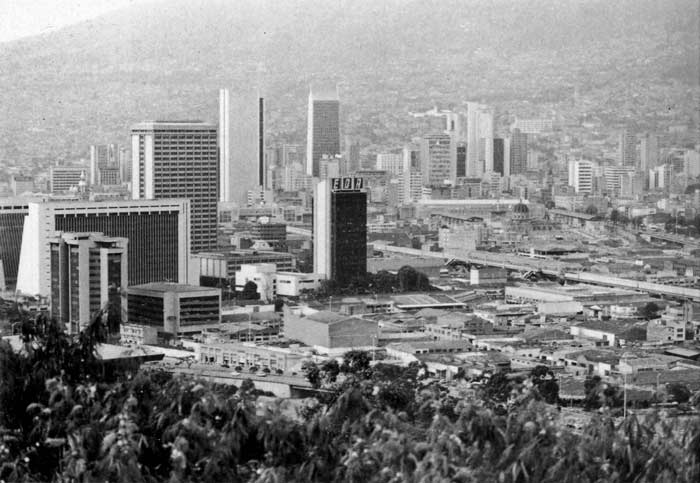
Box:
129 282 220 294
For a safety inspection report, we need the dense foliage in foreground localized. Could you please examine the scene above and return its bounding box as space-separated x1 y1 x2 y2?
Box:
0 316 699 482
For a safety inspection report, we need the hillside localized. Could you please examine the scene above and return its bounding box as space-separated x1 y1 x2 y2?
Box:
0 0 697 164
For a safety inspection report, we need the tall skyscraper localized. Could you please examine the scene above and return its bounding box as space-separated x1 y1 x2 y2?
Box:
466 103 481 177
493 138 505 175
420 133 455 187
640 133 659 172
464 103 494 176
306 86 340 177
49 232 128 333
131 121 218 252
619 127 637 167
90 144 121 186
456 142 467 178
509 128 528 175
402 143 422 203
16 199 190 297
313 177 367 287
344 136 361 173
479 106 494 173
219 89 266 206
568 160 594 194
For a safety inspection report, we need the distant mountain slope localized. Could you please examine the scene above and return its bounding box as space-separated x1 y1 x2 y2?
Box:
0 0 697 163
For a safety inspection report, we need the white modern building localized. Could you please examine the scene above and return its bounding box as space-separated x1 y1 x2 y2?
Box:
219 88 265 206
568 160 594 194
16 199 190 297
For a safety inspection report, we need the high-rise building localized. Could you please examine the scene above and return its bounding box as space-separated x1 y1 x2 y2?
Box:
509 128 528 175
420 133 454 187
640 133 659 171
10 175 34 196
344 136 361 173
464 103 494 176
375 153 403 175
90 144 121 186
568 160 594 194
49 232 128 333
604 166 635 196
50 166 85 193
313 177 367 286
479 106 494 173
456 142 467 178
402 144 422 203
16 199 190 297
0 200 28 288
306 86 340 177
649 164 672 191
219 89 265 206
619 127 637 167
493 138 505 175
131 121 218 253
466 103 481 177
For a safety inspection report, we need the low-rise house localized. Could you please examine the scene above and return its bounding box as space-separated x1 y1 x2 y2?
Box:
561 349 619 377
647 307 687 343
570 319 647 347
385 340 473 364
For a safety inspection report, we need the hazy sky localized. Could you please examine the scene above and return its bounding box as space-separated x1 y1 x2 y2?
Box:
0 0 153 43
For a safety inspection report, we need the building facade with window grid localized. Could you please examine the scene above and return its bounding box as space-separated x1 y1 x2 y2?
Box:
131 121 218 253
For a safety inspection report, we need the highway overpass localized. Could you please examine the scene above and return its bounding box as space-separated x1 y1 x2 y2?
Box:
371 242 700 302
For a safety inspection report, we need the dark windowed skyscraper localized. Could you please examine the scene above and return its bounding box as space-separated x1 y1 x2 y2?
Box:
456 142 467 178
131 121 218 253
313 178 367 287
509 128 528 175
306 86 340 177
16 200 190 296
493 138 505 175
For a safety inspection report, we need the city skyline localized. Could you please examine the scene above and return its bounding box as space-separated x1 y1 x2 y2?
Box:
0 2 699 481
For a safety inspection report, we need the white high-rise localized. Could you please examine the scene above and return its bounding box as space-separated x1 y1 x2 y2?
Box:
465 102 494 177
219 88 265 206
568 160 594 194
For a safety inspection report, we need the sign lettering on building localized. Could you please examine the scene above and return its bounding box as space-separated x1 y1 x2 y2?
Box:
331 177 364 192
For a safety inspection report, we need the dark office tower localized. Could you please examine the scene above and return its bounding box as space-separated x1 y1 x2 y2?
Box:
16 199 190 297
493 138 505 175
49 232 127 334
619 126 637 167
131 121 218 253
306 86 340 177
456 142 467 178
313 177 367 287
0 200 27 288
509 128 528 175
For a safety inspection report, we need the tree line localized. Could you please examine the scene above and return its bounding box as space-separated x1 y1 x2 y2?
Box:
0 312 698 482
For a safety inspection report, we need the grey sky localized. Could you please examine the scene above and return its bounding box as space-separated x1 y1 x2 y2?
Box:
0 0 153 42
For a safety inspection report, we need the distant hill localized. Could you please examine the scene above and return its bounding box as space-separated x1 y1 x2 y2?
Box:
0 0 697 163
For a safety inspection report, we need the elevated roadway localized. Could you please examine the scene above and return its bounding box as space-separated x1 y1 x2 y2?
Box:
371 242 700 302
